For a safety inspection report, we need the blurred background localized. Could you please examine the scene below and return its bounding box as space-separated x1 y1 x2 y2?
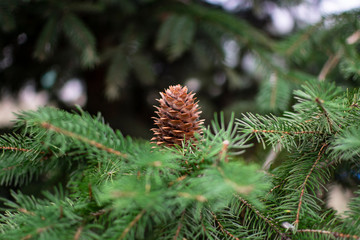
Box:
1 0 360 214
1 0 360 137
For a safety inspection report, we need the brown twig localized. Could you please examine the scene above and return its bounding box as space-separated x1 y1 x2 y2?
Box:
211 211 239 240
297 229 360 239
88 183 93 201
262 143 281 171
118 209 146 240
294 143 328 226
217 140 229 164
285 24 319 56
252 129 322 135
174 210 186 240
318 49 342 81
315 98 333 132
21 226 51 240
73 225 84 240
0 146 32 152
18 208 36 216
2 164 22 171
238 196 287 239
59 205 63 219
269 73 278 110
41 122 127 158
168 174 187 187
265 183 282 198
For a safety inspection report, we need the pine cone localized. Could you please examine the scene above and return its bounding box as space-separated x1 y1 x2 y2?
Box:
151 84 204 147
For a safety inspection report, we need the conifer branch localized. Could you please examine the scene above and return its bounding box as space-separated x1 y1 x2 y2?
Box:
0 146 33 152
211 211 240 240
118 209 146 240
318 49 342 81
40 122 127 158
297 229 360 239
295 143 328 225
285 25 319 56
174 210 186 240
2 164 22 171
238 196 287 239
18 208 35 216
315 98 333 132
217 166 253 194
21 226 52 240
73 225 83 240
252 129 322 135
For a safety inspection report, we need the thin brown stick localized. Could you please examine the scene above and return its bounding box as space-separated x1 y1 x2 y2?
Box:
269 73 278 110
174 210 186 240
252 129 322 135
18 208 35 216
211 211 239 240
88 183 93 200
262 143 281 171
297 229 360 239
168 174 187 187
285 25 319 56
0 146 31 152
73 225 84 240
118 209 146 240
315 98 333 132
238 197 287 239
21 226 51 240
318 49 342 81
41 122 127 158
200 212 207 234
2 164 22 171
294 143 328 225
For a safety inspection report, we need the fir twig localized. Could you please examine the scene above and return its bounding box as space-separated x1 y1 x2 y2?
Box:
0 146 34 153
211 211 240 240
285 24 319 56
73 225 84 240
252 129 322 135
297 229 360 239
315 98 333 132
295 143 328 226
238 196 287 239
318 49 342 81
40 122 127 158
118 209 146 240
174 210 186 240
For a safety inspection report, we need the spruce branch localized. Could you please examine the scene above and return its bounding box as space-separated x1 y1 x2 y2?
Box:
73 225 84 240
40 122 127 158
296 229 360 239
173 210 186 240
295 143 328 226
315 97 333 132
238 196 287 239
211 211 240 240
318 49 343 81
0 146 38 153
119 209 146 240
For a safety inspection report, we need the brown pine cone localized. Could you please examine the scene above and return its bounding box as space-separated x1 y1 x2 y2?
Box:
151 84 204 147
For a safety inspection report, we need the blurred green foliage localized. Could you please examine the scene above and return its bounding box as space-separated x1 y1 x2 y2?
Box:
0 0 359 138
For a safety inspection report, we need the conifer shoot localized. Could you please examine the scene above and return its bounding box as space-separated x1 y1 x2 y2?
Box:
151 84 204 147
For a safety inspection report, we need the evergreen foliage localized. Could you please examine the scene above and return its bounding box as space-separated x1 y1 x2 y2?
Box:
1 1 360 239
1 79 360 239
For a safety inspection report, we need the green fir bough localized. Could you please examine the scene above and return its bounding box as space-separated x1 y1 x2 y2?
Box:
1 80 360 239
